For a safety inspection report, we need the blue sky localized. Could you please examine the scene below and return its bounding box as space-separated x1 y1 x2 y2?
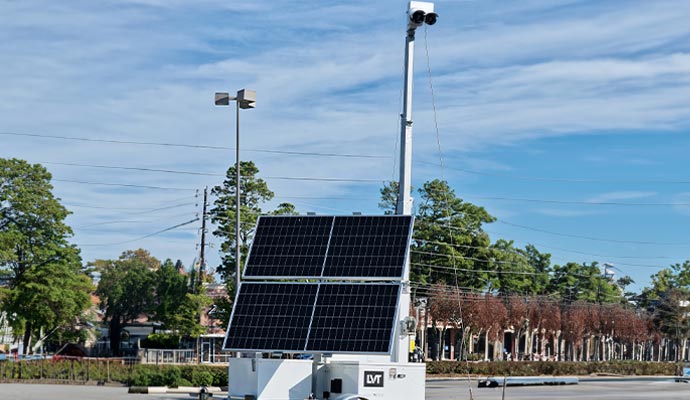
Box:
2 0 690 291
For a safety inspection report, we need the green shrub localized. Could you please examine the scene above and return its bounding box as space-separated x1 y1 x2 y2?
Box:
425 360 680 377
141 334 181 349
191 370 214 386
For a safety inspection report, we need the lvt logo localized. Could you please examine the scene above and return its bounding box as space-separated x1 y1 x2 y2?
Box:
364 371 384 387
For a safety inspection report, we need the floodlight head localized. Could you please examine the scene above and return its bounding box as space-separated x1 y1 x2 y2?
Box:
237 89 256 109
215 92 231 106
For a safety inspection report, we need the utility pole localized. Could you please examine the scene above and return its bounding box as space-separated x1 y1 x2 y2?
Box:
199 187 208 289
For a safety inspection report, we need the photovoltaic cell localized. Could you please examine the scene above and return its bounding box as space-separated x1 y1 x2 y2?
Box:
244 216 333 278
224 283 400 354
323 216 412 278
223 283 318 352
307 284 399 353
243 215 412 279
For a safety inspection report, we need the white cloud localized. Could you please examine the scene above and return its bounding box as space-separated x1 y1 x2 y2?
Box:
586 191 657 203
534 208 601 218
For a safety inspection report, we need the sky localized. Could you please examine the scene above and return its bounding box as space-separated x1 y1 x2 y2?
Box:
2 0 690 292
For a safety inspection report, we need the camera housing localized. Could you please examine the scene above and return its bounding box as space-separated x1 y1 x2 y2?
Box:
407 1 437 29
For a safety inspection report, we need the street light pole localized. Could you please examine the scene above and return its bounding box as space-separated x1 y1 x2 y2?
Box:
235 98 241 297
214 89 256 300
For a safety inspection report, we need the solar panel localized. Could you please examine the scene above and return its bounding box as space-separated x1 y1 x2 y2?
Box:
243 216 333 278
223 282 400 354
323 216 412 278
223 282 318 352
307 283 400 353
243 215 413 279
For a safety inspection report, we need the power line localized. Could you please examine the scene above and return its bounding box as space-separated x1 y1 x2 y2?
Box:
492 234 674 261
75 211 198 229
64 199 195 212
54 179 197 191
0 131 388 159
46 162 385 183
498 219 690 246
413 237 671 268
463 194 690 207
411 246 665 270
417 160 690 185
78 217 199 247
46 162 219 177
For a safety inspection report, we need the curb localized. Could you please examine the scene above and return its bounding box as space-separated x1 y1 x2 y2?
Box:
128 386 227 394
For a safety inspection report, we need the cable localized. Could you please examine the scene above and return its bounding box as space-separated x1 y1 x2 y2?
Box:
498 236 673 260
46 162 219 177
75 211 198 229
54 179 197 191
498 219 690 246
64 197 196 212
46 162 385 183
0 131 388 159
78 217 199 247
412 237 669 269
416 160 690 185
463 194 690 207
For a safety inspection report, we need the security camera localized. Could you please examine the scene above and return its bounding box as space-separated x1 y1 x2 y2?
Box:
407 1 437 29
425 12 438 26
410 9 426 25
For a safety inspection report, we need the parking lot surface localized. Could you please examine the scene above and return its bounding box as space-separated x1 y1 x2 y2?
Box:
1 379 689 399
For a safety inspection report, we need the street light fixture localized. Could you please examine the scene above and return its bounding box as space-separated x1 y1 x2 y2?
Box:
214 89 256 305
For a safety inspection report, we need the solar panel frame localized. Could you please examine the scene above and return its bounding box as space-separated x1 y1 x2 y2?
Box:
242 215 413 280
222 282 319 353
322 215 413 280
306 282 401 354
242 215 335 279
223 282 402 355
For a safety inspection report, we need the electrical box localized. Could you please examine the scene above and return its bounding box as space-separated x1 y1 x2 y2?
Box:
317 360 426 400
228 358 313 400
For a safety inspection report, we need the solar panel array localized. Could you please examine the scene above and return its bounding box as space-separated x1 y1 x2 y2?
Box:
224 215 413 355
244 215 413 279
224 282 400 353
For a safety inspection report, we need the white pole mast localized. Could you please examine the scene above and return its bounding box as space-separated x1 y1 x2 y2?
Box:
394 1 437 364
396 22 416 216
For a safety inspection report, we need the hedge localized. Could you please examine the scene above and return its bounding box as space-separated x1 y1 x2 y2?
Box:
0 359 679 386
0 359 228 387
426 360 680 376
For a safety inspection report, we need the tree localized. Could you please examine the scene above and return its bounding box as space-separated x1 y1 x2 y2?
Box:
652 288 690 361
271 202 299 216
94 249 158 356
210 161 296 290
548 261 621 304
428 283 461 360
489 240 534 296
474 294 507 361
378 181 400 215
0 158 92 354
523 244 552 295
504 296 528 360
410 179 495 288
561 302 588 361
153 259 209 337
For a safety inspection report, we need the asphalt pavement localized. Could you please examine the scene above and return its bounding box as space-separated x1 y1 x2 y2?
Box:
1 378 690 399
